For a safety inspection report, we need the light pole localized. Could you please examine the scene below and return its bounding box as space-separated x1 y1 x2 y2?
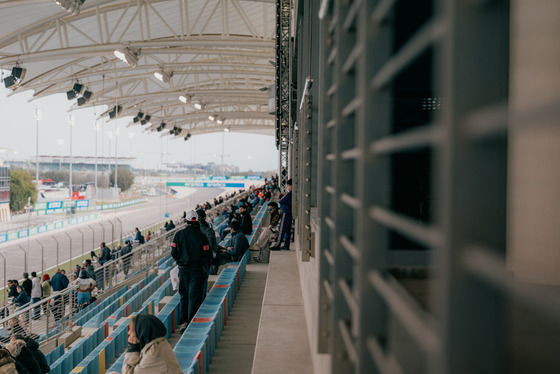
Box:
34 109 41 185
68 115 75 198
248 155 252 173
114 125 119 202
94 122 100 200
57 138 64 170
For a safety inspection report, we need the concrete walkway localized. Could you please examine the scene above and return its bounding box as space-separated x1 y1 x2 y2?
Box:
209 262 269 373
252 251 313 374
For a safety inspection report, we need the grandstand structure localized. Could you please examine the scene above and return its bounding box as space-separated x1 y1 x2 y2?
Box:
8 156 134 173
1 1 560 374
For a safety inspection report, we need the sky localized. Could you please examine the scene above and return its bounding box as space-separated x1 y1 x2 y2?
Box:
0 85 279 172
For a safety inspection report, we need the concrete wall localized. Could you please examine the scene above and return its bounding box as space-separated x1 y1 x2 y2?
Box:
506 0 560 285
295 225 331 374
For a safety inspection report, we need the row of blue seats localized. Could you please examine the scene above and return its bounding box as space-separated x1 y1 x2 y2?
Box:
49 271 165 374
174 249 250 374
106 249 250 373
68 270 172 374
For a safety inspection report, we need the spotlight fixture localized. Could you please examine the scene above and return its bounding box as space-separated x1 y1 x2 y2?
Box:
208 115 216 121
140 114 151 125
224 128 230 132
154 69 172 83
216 117 223 125
66 89 77 100
179 94 191 104
53 0 85 15
3 66 27 89
77 89 93 106
156 126 163 132
73 83 84 94
114 47 139 68
108 105 122 119
133 111 144 123
187 133 191 138
184 135 189 141
193 102 203 110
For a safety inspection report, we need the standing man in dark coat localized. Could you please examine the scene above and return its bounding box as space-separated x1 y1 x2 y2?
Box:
171 210 211 333
21 273 32 297
51 268 69 321
272 178 293 250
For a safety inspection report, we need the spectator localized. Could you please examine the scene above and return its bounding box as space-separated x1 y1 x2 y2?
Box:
239 204 253 235
7 319 25 341
13 334 49 374
21 273 31 297
212 220 249 274
196 208 218 295
166 220 175 231
41 274 51 316
6 280 18 301
50 268 69 321
0 348 17 374
83 259 96 281
99 243 112 265
90 251 100 269
134 227 141 242
5 339 41 374
121 240 133 276
171 210 210 333
12 286 29 308
146 232 151 242
108 314 181 374
253 202 281 263
76 270 95 309
30 272 41 320
272 178 293 250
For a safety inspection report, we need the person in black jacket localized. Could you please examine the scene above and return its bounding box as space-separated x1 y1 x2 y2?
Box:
13 334 50 373
196 208 219 295
6 339 41 374
212 220 250 274
239 204 253 235
171 210 211 333
21 274 32 298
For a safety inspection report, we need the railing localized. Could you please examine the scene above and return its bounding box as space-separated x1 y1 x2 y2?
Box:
0 189 252 343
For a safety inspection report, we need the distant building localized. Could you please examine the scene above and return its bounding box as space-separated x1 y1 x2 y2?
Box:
8 155 134 173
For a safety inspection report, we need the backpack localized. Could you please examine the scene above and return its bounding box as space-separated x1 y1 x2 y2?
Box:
139 235 145 244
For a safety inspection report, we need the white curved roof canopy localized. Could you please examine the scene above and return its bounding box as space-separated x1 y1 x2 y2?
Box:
0 0 276 137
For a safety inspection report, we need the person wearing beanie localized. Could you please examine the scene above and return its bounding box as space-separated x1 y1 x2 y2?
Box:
211 219 250 274
171 210 211 332
107 314 181 374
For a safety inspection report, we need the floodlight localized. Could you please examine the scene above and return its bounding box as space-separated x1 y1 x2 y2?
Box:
82 90 92 100
11 67 26 80
114 47 138 67
154 70 172 83
77 97 87 106
208 115 216 121
67 90 77 100
72 83 84 94
184 135 189 141
179 95 191 104
224 128 230 132
194 103 202 110
53 0 85 15
3 75 17 89
109 105 122 119
216 117 223 125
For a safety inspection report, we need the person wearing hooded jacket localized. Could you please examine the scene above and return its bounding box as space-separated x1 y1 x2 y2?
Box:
12 334 49 374
107 314 182 374
0 348 17 374
5 339 41 374
196 208 218 296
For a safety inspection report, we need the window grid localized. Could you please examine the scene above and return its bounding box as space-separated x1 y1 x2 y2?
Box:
315 0 510 373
